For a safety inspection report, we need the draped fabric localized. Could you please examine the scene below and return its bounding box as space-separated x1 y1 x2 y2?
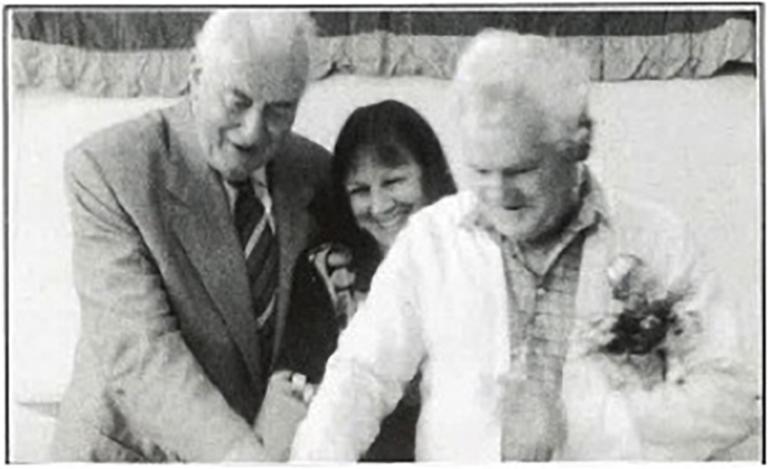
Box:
12 9 756 97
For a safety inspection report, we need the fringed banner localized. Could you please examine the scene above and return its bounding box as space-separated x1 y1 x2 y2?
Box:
12 10 756 97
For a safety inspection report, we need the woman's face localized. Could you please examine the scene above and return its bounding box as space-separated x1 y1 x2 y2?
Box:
344 145 427 251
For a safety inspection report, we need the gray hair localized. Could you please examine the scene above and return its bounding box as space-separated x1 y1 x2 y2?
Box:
453 29 592 160
194 10 315 91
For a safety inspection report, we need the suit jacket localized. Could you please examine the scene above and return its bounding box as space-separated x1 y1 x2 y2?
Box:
51 100 331 462
292 182 758 461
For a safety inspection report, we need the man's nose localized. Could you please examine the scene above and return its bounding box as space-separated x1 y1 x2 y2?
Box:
482 174 523 206
480 172 506 205
239 104 266 145
370 187 395 216
501 183 525 207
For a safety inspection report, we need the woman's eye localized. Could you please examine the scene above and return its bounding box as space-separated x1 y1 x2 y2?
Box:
383 177 405 187
347 187 368 197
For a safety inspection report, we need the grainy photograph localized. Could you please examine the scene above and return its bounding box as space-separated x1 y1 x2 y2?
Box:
6 4 763 463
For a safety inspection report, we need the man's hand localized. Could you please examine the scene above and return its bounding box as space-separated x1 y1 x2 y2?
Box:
499 375 566 461
222 432 266 462
254 370 316 461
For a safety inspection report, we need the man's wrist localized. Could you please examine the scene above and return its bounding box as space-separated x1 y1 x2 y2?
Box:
222 431 266 462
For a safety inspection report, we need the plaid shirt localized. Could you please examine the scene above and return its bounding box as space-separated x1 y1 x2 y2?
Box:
464 173 608 395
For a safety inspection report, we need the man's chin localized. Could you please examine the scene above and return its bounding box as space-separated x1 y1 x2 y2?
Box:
217 153 273 178
492 221 538 243
213 161 259 181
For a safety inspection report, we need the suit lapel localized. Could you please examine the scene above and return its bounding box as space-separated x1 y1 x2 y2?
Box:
268 143 317 364
161 102 264 389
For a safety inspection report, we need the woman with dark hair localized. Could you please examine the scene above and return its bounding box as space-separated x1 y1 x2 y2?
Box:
261 100 456 461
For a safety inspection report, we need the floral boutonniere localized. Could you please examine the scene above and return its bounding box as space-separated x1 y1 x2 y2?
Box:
586 254 700 389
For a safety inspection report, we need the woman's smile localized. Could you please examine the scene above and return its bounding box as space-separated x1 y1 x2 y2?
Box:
372 207 410 230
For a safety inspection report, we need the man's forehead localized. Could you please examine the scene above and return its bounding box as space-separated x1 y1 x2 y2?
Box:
211 41 306 101
462 119 547 168
464 145 542 171
216 59 304 101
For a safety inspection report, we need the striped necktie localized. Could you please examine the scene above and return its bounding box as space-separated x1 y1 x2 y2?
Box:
230 179 278 373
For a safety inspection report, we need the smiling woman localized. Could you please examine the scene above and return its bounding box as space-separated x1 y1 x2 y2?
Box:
345 144 426 252
258 99 456 461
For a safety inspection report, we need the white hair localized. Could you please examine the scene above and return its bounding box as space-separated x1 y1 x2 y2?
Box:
194 10 315 88
453 29 592 157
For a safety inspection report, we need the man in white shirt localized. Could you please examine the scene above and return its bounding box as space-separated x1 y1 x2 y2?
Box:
291 29 758 462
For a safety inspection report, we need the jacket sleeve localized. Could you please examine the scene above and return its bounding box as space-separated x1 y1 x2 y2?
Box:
290 226 426 461
64 148 263 461
275 249 340 384
620 218 760 459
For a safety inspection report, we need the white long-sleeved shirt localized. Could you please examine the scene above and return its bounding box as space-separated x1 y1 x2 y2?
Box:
291 181 759 462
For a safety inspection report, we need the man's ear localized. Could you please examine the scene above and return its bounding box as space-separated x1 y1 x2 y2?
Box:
567 114 593 162
189 52 203 90
571 127 591 162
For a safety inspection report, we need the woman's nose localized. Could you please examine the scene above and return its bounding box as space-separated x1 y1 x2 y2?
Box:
370 187 395 216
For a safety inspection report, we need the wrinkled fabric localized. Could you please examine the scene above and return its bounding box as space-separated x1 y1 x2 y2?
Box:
11 12 755 97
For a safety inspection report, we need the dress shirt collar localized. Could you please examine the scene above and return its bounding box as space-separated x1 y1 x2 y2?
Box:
222 167 272 219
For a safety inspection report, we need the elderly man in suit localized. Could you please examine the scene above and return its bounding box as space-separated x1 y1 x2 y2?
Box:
51 11 331 462
291 30 758 462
